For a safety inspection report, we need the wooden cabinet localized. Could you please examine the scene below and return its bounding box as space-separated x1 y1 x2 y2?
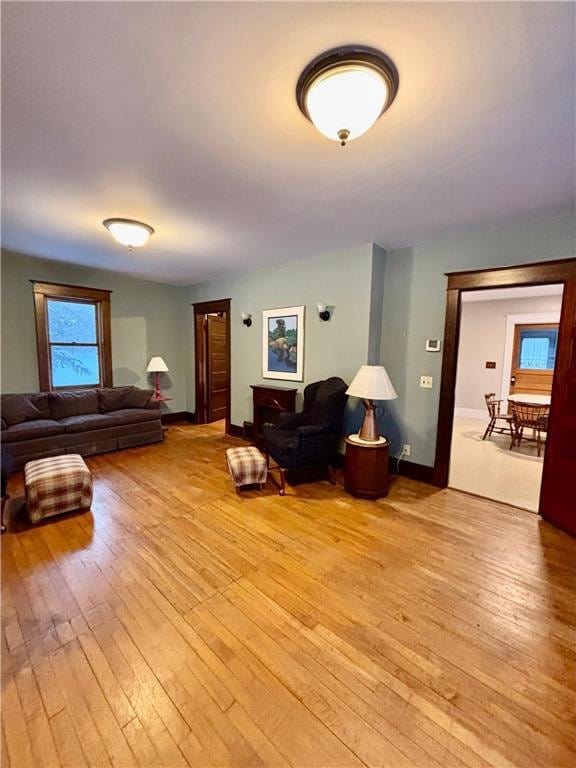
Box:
250 385 297 445
344 435 390 499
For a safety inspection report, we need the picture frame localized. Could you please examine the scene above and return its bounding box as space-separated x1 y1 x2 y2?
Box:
262 305 305 381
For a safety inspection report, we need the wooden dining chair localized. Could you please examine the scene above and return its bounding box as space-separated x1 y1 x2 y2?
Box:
509 401 549 457
482 393 513 440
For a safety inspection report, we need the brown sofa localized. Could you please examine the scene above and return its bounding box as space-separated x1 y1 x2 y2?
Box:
1 386 163 470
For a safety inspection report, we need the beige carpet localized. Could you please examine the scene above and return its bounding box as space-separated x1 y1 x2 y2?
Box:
449 416 544 512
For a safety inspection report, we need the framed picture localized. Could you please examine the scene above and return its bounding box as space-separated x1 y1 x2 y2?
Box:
262 305 305 381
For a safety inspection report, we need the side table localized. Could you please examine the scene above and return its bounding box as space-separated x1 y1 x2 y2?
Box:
344 434 390 499
152 396 173 431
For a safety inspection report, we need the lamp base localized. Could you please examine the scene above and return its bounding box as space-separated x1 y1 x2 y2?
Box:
359 400 380 442
153 371 162 400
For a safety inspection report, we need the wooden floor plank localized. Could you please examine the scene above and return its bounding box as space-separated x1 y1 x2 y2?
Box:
2 422 575 767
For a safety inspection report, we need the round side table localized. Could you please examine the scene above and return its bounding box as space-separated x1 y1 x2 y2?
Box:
344 434 390 499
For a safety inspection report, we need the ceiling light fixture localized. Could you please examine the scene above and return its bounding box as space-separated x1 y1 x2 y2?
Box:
103 218 154 249
296 45 399 147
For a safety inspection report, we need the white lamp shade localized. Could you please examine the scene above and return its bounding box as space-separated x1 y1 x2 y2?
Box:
146 356 169 373
346 365 397 400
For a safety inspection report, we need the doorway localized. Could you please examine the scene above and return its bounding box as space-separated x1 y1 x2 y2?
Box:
449 285 563 512
434 258 576 537
193 299 231 434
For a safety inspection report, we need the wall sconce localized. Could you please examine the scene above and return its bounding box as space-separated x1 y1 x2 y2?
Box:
241 312 252 327
316 302 331 321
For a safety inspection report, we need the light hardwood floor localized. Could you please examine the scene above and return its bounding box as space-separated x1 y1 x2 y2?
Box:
2 423 575 767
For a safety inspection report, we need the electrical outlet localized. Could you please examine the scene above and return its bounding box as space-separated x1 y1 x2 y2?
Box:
420 375 433 389
402 443 411 457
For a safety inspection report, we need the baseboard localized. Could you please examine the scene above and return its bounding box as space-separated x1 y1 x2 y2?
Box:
454 407 486 420
162 411 196 425
229 423 244 438
391 457 436 484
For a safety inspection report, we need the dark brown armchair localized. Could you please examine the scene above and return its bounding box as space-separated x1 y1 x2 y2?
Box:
262 377 348 494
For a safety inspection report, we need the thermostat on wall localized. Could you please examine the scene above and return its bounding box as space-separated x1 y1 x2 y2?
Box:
425 339 441 352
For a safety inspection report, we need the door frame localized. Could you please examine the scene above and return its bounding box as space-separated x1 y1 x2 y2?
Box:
193 298 231 434
433 258 576 532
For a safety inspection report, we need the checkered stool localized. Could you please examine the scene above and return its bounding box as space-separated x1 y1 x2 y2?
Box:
225 446 267 493
25 454 93 524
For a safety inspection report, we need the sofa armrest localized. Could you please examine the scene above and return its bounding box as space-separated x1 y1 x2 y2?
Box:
146 399 162 411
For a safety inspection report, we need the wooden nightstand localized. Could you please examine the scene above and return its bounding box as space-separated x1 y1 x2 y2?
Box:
344 434 390 499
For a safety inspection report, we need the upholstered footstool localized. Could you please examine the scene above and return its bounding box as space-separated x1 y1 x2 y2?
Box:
25 454 93 524
225 446 267 493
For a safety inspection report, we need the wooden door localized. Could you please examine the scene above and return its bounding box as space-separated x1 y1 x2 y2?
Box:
206 315 228 423
510 323 558 396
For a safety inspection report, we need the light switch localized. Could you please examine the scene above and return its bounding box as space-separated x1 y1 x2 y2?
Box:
420 375 433 389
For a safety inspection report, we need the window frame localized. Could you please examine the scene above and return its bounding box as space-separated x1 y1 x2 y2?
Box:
32 281 113 391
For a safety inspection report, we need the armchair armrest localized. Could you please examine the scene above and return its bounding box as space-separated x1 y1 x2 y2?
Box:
276 412 308 430
296 423 330 438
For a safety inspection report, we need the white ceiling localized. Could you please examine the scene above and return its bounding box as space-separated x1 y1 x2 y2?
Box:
2 2 575 284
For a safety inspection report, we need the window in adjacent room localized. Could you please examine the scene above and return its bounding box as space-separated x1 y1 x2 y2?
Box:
32 282 113 390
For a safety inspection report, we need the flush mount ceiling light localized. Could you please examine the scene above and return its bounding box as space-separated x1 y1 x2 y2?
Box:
102 218 155 249
296 45 399 146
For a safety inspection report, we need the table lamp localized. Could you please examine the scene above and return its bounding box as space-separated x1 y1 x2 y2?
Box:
346 365 398 442
146 356 169 400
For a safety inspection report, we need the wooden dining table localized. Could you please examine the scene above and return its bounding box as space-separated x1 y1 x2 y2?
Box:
507 393 551 406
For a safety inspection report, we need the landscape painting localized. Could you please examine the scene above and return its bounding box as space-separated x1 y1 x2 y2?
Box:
262 305 304 381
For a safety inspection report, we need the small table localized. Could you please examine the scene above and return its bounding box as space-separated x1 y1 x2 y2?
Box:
344 434 390 499
508 394 551 406
152 396 173 431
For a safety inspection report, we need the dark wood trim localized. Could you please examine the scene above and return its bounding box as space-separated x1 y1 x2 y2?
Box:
434 257 576 535
432 287 461 486
31 281 113 301
393 458 436 485
32 281 113 391
229 423 245 438
446 259 576 291
192 299 231 435
161 411 196 425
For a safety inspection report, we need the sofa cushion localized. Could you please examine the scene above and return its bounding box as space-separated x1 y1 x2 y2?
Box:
58 413 117 434
50 390 98 419
30 393 51 419
2 394 42 426
98 386 132 412
2 419 65 443
110 408 161 425
124 388 154 409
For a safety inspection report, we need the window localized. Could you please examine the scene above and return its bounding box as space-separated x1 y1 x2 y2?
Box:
518 327 558 370
33 282 112 390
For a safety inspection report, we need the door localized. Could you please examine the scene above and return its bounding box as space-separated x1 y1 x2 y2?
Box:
510 323 558 396
206 314 227 423
193 298 231 431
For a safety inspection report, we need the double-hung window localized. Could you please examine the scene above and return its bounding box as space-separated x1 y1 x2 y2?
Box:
32 282 112 390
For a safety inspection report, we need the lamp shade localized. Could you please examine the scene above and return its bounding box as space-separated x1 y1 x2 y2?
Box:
146 356 169 373
346 365 397 401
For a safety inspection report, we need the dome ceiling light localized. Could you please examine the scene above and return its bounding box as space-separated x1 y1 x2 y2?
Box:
296 45 399 147
103 218 154 249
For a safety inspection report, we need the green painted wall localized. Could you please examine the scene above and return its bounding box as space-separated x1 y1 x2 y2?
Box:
187 244 377 428
379 211 576 466
1 250 188 411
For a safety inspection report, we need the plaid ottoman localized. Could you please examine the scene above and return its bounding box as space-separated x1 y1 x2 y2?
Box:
25 454 93 524
226 446 267 493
